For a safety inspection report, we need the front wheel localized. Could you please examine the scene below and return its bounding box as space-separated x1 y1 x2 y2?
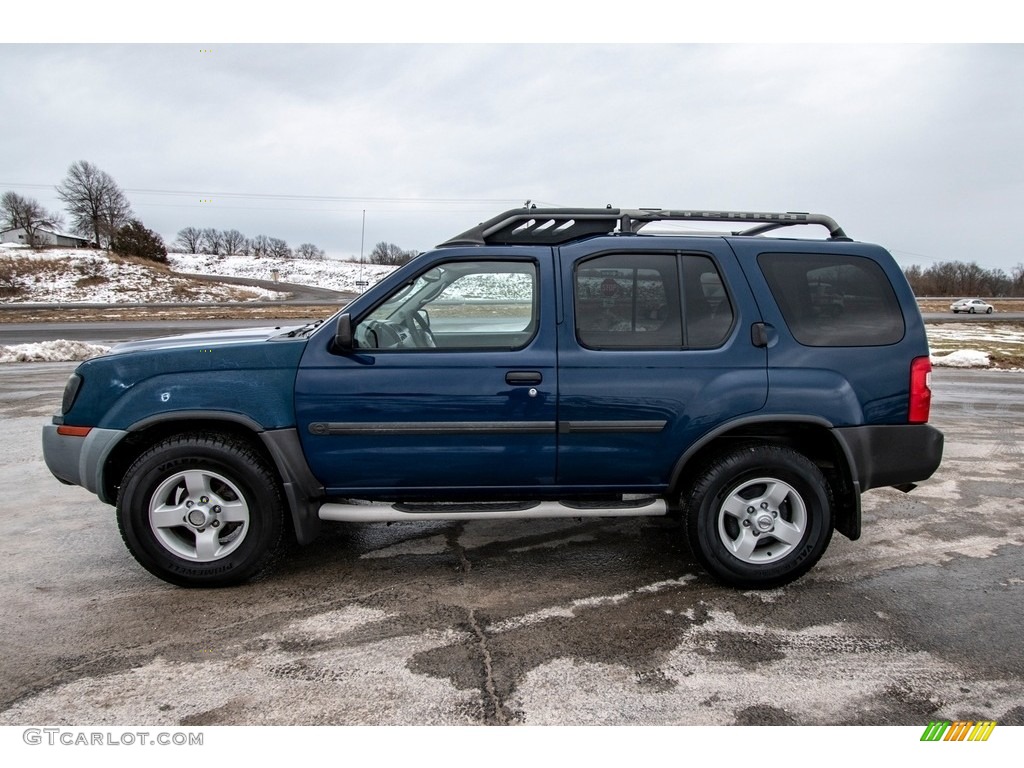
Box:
117 433 285 587
682 444 833 589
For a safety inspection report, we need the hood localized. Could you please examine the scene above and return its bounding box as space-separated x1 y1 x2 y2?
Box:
109 324 307 354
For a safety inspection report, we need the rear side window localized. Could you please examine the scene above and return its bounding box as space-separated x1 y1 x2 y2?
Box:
574 253 733 349
758 253 904 346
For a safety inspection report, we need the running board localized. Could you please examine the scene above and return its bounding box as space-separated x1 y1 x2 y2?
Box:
318 498 668 523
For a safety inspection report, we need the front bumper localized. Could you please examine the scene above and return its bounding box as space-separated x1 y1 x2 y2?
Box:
42 425 127 502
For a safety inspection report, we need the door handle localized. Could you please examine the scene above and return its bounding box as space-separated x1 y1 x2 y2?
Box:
506 371 542 385
751 322 770 348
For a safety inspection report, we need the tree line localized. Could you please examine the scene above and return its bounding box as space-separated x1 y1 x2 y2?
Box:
903 260 1024 297
173 231 419 266
173 226 325 261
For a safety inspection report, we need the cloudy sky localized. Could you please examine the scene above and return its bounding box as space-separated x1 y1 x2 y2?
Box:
2 41 1022 270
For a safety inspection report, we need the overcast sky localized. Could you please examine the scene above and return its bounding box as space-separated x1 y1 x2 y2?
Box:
2 43 1022 270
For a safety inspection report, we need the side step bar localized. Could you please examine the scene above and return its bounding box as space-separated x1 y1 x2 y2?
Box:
318 498 668 523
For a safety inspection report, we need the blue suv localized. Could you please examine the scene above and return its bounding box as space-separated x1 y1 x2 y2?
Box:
42 208 944 589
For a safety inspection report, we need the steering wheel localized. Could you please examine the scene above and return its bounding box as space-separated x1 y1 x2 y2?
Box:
365 320 403 348
409 311 437 348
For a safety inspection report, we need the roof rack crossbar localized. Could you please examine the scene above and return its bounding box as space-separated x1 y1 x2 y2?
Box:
623 210 849 240
440 207 849 247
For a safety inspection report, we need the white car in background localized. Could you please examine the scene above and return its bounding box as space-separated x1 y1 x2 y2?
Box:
950 298 994 314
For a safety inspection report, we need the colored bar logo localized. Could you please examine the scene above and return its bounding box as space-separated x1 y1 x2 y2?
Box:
921 721 997 742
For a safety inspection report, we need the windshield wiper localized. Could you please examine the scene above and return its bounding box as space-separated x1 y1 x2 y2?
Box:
286 319 324 338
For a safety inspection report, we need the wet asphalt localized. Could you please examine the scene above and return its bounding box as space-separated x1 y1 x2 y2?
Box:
0 364 1021 726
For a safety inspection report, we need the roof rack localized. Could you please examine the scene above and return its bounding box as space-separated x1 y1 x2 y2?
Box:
440 207 850 247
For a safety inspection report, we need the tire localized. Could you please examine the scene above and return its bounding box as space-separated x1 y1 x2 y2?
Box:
117 433 285 587
986 307 993 314
682 444 833 589
969 307 976 314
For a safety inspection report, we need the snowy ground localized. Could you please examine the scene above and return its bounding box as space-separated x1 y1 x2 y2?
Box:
0 244 286 303
167 252 396 294
926 322 1024 369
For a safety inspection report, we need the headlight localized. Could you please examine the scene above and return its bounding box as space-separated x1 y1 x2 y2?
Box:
61 373 83 414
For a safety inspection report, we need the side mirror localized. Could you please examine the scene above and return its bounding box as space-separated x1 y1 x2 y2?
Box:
334 313 354 351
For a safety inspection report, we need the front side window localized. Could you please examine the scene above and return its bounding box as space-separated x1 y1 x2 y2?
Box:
355 261 537 350
574 252 732 349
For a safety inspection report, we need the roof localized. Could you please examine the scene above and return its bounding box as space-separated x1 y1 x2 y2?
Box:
0 226 89 241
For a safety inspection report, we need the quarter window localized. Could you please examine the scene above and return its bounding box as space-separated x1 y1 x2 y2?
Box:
757 253 904 346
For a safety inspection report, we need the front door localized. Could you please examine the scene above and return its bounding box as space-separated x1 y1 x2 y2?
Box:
296 253 557 496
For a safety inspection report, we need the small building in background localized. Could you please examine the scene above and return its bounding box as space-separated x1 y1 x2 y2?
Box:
0 227 93 248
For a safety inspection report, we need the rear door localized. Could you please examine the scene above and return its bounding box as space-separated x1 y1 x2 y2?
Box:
555 237 768 490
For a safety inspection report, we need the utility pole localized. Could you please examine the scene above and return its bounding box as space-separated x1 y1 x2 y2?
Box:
357 209 366 291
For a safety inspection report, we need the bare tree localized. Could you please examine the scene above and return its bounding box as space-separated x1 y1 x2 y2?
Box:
369 241 417 266
1 191 63 248
222 229 247 257
268 237 292 260
100 182 132 246
174 226 204 253
295 242 325 260
201 227 225 256
1012 263 1024 296
249 234 271 259
55 161 132 248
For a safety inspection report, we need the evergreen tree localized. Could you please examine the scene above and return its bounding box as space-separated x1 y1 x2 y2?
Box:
111 219 168 263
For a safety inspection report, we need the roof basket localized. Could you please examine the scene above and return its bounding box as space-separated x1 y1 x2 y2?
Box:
441 207 850 247
442 208 622 247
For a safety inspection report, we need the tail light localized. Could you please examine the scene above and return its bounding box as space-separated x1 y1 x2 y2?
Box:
909 356 932 423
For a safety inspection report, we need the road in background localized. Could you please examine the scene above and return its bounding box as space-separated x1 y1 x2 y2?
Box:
923 311 1024 323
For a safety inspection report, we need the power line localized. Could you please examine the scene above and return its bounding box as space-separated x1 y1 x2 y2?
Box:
130 202 503 215
0 181 523 206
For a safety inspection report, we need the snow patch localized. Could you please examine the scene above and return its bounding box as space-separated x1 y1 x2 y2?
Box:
931 349 990 368
0 340 110 363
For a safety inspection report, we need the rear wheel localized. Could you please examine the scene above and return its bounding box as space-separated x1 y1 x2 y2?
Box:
682 444 833 588
117 433 285 587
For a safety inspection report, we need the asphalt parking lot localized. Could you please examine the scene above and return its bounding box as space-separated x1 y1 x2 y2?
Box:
0 363 1021 726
